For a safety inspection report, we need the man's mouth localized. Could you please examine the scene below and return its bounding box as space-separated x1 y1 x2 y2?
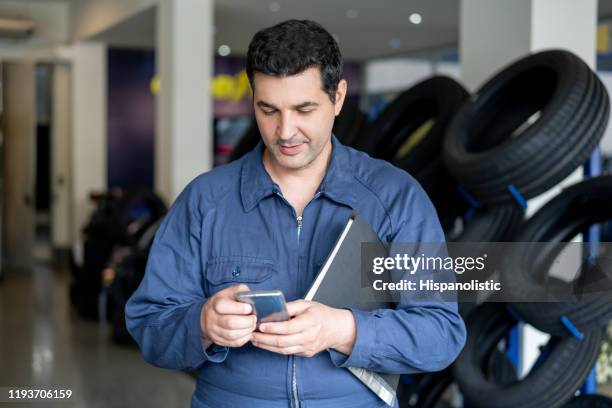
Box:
278 143 305 156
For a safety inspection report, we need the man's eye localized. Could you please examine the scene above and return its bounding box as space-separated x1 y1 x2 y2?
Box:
262 110 275 116
298 110 313 115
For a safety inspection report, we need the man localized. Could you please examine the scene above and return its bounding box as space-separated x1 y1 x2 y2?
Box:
126 19 466 408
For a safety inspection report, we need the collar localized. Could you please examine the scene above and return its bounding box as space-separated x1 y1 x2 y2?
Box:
240 134 358 212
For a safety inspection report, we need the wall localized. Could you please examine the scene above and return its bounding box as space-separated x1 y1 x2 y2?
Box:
51 63 72 249
107 47 155 189
71 43 107 247
70 0 157 42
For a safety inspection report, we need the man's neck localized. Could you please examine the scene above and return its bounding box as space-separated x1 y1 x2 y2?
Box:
263 140 332 215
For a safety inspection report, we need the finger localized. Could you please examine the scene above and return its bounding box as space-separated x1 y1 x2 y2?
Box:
218 314 257 330
251 332 305 348
221 332 254 348
285 300 312 317
221 283 251 296
259 316 306 334
232 333 254 347
295 350 318 358
214 297 252 315
219 326 257 341
251 341 303 356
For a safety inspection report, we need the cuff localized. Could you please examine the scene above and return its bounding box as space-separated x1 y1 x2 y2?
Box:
202 341 230 363
328 308 376 369
187 300 229 365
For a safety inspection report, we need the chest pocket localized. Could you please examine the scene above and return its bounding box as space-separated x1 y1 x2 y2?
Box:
204 256 276 296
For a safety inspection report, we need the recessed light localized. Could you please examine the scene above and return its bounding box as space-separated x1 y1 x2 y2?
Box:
218 45 231 56
346 8 358 19
269 2 280 12
409 13 422 24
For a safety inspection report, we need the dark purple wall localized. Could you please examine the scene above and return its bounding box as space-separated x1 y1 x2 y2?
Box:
107 47 155 189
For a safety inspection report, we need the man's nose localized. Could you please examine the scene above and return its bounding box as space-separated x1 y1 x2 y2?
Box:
276 111 298 140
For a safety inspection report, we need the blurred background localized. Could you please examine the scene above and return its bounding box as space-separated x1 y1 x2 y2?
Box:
1 0 612 407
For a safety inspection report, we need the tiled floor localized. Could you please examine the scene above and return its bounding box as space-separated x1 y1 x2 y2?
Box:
0 257 195 407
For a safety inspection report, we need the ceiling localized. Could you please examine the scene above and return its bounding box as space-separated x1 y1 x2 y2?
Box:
5 0 612 60
214 0 459 61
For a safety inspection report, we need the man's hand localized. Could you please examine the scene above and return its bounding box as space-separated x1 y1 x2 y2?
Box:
200 284 257 349
251 300 356 357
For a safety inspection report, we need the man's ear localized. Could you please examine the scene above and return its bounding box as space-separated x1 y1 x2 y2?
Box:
334 79 348 116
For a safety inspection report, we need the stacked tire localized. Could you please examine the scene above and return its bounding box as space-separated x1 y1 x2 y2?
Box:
105 220 161 344
443 50 609 206
502 176 612 336
392 50 610 407
449 50 610 408
70 188 166 320
452 303 604 408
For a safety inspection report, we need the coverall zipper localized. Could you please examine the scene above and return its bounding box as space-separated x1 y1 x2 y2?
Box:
274 190 321 408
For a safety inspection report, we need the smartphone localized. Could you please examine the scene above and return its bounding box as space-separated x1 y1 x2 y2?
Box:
235 290 290 328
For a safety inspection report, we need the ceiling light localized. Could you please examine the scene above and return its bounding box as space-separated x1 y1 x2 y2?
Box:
218 45 231 56
0 17 35 38
346 8 358 19
409 13 422 24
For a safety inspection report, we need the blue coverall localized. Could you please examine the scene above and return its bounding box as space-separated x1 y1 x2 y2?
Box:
125 135 466 408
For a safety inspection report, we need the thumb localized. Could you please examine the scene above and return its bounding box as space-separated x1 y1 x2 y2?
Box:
286 299 312 317
222 283 251 297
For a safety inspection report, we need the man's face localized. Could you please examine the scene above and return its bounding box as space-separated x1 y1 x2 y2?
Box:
252 67 346 171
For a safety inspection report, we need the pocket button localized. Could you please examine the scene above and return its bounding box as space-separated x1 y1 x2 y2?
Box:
231 266 241 279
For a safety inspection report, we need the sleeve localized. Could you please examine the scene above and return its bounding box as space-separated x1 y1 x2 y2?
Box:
124 180 228 371
329 180 467 374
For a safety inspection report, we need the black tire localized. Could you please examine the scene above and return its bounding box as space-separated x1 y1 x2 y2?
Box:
486 349 519 386
83 189 166 246
75 189 165 320
415 159 471 233
443 49 610 205
115 188 166 245
333 99 369 147
229 119 260 162
563 395 612 407
504 176 612 336
356 76 468 163
398 370 454 408
398 349 517 408
452 204 524 242
447 205 524 283
108 222 159 344
452 303 604 408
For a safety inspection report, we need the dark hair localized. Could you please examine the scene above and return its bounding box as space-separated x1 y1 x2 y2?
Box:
246 19 343 103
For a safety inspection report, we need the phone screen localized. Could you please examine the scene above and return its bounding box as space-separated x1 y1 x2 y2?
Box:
235 290 290 327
